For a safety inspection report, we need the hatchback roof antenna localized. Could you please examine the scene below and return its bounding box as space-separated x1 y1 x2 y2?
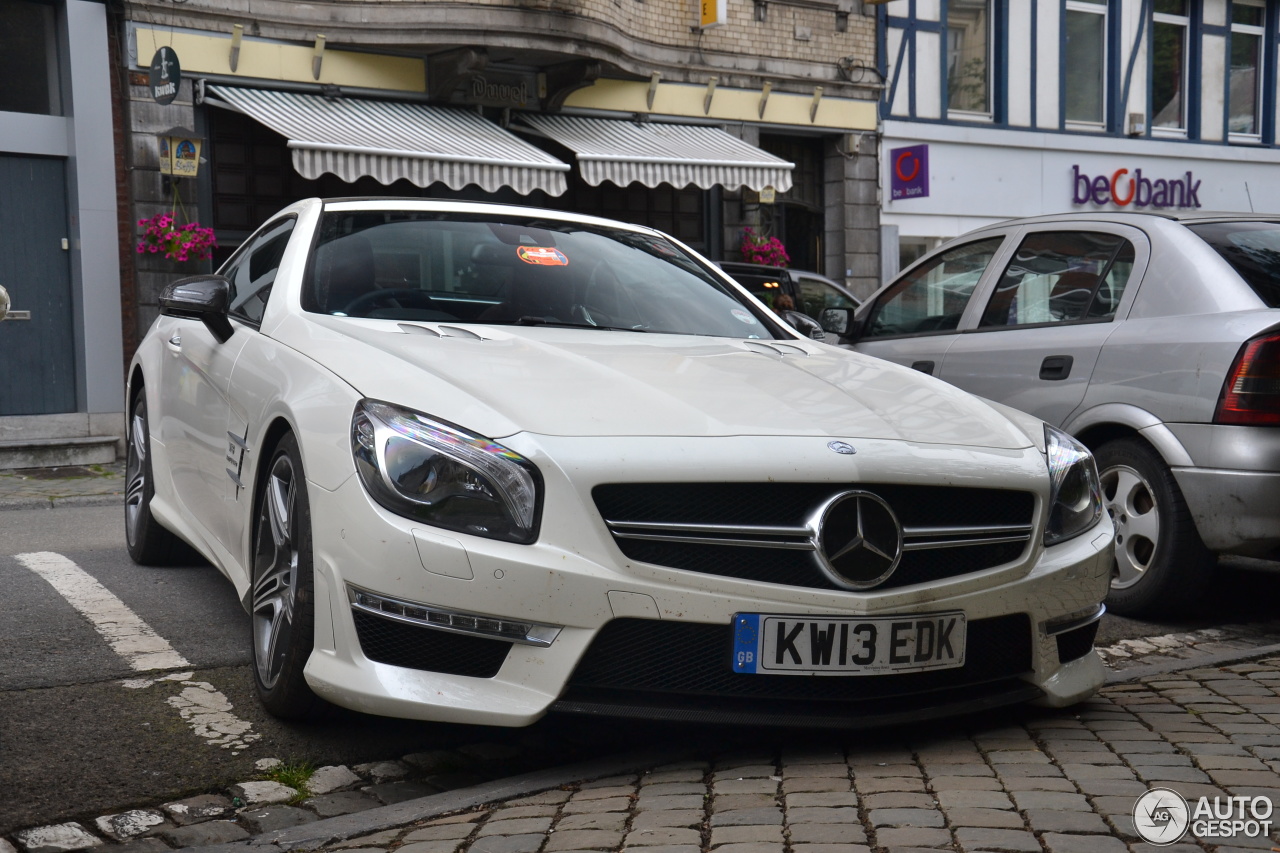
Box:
1246 182 1256 212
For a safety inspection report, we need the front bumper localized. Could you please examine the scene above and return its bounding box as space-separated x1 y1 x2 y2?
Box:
302 435 1113 727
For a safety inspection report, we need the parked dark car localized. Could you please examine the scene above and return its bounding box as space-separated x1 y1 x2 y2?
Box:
718 262 862 339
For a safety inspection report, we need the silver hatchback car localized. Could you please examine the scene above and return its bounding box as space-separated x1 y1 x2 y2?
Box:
837 212 1280 617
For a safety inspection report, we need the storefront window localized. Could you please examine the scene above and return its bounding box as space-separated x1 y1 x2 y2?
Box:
946 0 991 116
1151 0 1189 132
1065 0 1107 126
1229 0 1264 137
0 0 61 116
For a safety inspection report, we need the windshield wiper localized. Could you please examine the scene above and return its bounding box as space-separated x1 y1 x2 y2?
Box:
513 316 649 332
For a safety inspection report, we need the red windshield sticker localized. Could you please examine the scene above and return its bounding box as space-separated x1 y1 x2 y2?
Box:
517 246 568 266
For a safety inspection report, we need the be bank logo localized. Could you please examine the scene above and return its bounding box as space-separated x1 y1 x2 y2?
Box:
1072 165 1202 209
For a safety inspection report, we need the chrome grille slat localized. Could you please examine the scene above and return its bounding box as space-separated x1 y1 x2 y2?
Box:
605 520 1033 552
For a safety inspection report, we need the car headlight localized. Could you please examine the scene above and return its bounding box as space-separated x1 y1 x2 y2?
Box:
1043 424 1103 546
351 400 541 544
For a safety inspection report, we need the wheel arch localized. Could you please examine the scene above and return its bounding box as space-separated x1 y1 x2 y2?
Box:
1064 403 1194 468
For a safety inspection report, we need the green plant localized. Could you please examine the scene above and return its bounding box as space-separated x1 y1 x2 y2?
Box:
262 761 316 804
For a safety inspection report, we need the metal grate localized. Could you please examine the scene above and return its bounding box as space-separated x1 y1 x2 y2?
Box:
565 613 1033 702
352 610 512 677
593 483 1036 591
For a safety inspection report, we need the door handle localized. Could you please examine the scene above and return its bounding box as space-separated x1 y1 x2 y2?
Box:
167 333 182 349
1039 355 1074 380
910 360 935 375
1 310 30 321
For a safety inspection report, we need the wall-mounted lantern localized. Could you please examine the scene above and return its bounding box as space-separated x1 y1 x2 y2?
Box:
158 126 203 191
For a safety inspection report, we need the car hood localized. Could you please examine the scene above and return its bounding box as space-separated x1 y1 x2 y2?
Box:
280 316 1035 448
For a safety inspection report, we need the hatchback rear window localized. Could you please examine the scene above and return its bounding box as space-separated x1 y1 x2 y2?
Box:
1185 221 1280 307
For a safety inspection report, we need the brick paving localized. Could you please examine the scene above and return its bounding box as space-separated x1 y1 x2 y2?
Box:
8 657 1280 853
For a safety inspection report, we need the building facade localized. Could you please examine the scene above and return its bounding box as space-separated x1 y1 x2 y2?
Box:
0 0 125 464
116 0 885 346
878 0 1280 276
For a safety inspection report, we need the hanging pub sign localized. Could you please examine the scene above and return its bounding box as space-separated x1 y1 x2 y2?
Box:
158 127 202 179
699 0 726 28
149 46 181 105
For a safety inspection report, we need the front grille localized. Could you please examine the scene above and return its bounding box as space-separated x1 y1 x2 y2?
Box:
594 483 1036 592
353 610 512 677
1056 620 1100 664
564 613 1033 703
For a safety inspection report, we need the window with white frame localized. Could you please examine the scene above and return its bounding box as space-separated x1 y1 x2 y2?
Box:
1065 0 1108 126
947 0 992 116
1229 0 1265 137
1151 0 1189 132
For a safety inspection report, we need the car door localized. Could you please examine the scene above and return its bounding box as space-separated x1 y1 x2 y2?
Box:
159 217 295 555
850 235 1009 376
936 225 1149 426
215 217 297 554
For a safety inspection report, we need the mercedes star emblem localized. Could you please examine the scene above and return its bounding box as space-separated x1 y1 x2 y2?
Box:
827 440 857 455
810 490 903 590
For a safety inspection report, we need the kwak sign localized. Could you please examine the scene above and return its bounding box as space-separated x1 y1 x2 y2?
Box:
890 145 929 200
149 47 181 105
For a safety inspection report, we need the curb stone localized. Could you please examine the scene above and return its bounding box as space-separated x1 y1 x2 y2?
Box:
182 750 685 853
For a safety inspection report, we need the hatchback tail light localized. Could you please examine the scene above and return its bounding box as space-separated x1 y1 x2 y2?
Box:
1215 331 1280 425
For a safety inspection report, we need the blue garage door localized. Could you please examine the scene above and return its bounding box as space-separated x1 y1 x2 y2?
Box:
0 155 76 415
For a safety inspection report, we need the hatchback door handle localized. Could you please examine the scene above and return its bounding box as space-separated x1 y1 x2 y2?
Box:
910 360 935 375
1039 355 1074 380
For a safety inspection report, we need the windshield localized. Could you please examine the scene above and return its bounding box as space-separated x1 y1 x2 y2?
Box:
304 210 781 338
1185 221 1280 308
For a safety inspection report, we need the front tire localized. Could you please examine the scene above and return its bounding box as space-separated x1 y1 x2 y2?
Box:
250 433 323 719
125 386 186 565
1096 437 1214 617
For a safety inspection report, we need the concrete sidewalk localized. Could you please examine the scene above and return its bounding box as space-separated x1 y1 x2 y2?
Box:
0 461 125 510
11 651 1280 853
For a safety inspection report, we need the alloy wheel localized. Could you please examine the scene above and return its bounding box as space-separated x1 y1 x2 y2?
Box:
252 453 300 690
1101 463 1160 589
124 411 148 547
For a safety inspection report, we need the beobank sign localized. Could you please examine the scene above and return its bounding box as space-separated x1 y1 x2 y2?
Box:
1071 164 1202 210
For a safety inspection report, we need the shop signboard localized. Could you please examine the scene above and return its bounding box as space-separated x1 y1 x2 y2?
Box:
149 47 180 105
890 144 929 200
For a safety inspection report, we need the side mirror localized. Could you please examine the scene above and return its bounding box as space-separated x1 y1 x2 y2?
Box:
820 307 854 337
781 310 826 342
159 275 234 343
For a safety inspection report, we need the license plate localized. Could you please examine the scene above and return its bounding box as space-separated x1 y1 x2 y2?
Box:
731 612 966 676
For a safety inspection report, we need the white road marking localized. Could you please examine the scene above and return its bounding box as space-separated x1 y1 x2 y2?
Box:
17 551 263 754
16 551 190 671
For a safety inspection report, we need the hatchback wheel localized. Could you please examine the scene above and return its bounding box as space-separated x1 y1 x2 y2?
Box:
1095 437 1213 617
125 386 186 565
251 433 323 718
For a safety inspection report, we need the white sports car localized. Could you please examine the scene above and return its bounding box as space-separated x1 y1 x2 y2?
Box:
126 198 1112 727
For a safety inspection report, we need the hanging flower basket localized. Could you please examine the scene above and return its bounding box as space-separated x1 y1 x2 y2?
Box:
740 226 790 268
136 213 217 262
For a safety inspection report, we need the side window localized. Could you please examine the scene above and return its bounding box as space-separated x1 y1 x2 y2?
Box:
979 232 1134 327
795 277 856 322
221 218 296 324
865 237 1004 338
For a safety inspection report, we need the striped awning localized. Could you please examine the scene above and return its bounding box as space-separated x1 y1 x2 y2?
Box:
204 85 569 196
518 115 793 192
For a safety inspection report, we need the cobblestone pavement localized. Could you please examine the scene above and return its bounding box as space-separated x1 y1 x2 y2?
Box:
10 655 1280 853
